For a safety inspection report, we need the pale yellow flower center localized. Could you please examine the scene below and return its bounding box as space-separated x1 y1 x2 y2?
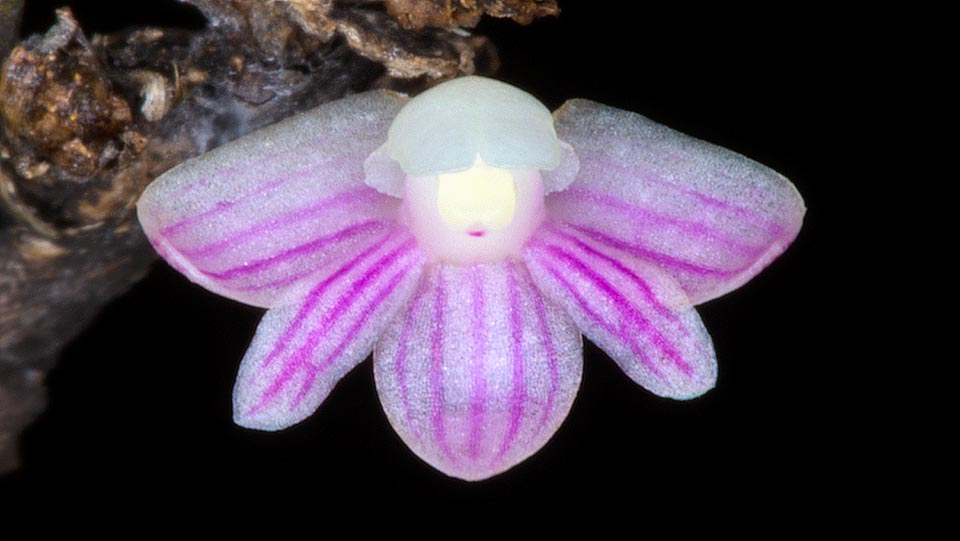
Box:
403 159 545 265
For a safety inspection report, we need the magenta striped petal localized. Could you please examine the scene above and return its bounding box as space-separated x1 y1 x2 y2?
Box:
232 227 426 431
137 91 407 307
524 223 716 400
549 99 805 305
374 261 583 481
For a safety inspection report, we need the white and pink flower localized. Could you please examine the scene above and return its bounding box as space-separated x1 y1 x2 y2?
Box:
137 76 805 480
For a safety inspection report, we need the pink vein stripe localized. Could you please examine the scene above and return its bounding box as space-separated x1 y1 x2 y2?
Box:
575 155 784 231
179 187 380 258
199 220 389 281
534 241 693 376
496 261 527 461
431 267 454 461
161 152 362 235
231 265 319 293
544 225 704 361
542 223 684 325
282 237 416 371
258 231 396 372
528 273 560 442
395 279 430 441
468 266 487 460
527 250 665 382
160 177 286 237
290 260 418 409
564 223 748 279
250 233 416 414
555 187 766 257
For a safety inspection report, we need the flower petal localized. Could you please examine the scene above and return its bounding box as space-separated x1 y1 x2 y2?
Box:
233 227 426 431
524 223 716 400
374 261 582 481
549 98 805 304
137 91 406 307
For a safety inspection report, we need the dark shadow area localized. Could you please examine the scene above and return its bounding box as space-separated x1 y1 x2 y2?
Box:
20 0 205 36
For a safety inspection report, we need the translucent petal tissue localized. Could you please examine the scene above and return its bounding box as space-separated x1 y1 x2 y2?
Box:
137 76 804 481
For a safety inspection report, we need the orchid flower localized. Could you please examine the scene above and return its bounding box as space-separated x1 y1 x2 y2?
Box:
137 76 804 480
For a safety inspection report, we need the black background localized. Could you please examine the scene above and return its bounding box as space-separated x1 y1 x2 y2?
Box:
0 0 939 531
